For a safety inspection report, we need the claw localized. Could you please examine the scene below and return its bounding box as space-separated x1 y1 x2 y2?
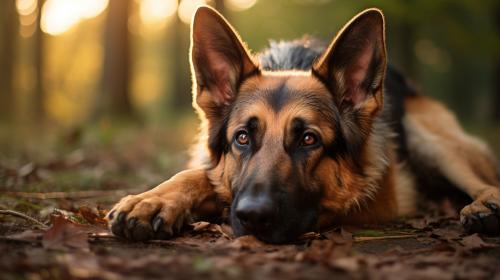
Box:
477 212 489 219
127 217 138 229
153 216 164 232
470 213 480 221
111 221 125 237
485 202 499 213
117 212 127 223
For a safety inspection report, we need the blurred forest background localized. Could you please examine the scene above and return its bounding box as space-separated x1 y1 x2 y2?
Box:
0 0 499 193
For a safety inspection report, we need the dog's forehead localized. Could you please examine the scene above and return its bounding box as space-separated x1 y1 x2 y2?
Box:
228 72 337 135
234 72 332 115
239 71 327 97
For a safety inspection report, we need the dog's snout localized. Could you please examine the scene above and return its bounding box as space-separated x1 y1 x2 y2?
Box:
235 196 274 230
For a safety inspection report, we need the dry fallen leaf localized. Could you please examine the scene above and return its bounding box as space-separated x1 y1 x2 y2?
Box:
75 206 108 226
459 234 496 251
228 235 265 250
191 221 211 231
6 230 44 243
190 221 232 239
406 217 428 230
42 215 90 251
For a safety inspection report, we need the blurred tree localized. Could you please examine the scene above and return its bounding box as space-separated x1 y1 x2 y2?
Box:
169 1 228 111
34 0 46 120
494 6 500 121
386 18 417 79
0 0 18 122
96 0 135 119
169 12 191 111
214 0 227 18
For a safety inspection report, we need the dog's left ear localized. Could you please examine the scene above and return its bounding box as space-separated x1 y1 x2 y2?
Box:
190 6 259 116
312 8 386 116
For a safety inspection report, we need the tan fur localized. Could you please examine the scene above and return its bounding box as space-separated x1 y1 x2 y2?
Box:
404 96 499 198
404 95 500 227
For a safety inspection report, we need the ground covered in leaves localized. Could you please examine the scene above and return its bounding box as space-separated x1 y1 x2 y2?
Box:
1 124 500 280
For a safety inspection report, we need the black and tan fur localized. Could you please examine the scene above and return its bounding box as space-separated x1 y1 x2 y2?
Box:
107 6 500 243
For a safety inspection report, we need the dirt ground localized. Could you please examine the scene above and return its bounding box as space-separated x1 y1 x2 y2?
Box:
1 212 500 280
1 126 500 280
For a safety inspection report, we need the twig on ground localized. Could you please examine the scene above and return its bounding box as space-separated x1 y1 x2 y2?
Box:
0 210 49 230
354 234 418 242
2 189 144 200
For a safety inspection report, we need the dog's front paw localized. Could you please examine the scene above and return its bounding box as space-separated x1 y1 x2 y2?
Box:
460 188 500 234
107 193 192 241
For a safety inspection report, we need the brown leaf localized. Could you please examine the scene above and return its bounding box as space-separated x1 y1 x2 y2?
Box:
228 235 265 250
190 221 232 239
76 206 108 226
406 217 428 230
431 227 462 241
6 230 44 242
42 215 90 251
459 234 496 251
323 227 353 245
329 256 362 272
191 221 211 231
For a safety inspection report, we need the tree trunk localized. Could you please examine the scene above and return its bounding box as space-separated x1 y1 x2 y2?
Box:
214 0 227 19
494 7 500 121
388 19 417 78
96 0 134 119
0 0 18 122
34 0 46 120
169 13 191 111
169 1 228 112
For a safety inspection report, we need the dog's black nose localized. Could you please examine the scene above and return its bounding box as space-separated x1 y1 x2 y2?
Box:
235 196 274 230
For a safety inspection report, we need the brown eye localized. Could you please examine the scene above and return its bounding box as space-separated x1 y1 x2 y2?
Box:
236 131 249 145
301 133 317 146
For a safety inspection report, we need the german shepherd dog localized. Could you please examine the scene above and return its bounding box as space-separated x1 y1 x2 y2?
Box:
107 6 500 243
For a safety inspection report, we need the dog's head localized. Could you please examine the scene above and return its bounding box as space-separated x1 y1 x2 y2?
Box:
190 6 387 243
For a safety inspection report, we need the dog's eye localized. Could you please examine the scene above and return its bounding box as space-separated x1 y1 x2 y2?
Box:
235 131 249 145
300 132 317 146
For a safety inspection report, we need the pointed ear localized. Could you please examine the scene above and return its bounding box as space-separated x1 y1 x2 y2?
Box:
312 8 386 116
190 6 259 116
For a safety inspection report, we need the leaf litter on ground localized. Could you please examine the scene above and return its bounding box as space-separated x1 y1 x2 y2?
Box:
2 207 500 279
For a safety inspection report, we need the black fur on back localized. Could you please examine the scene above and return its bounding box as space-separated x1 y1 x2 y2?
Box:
257 38 417 161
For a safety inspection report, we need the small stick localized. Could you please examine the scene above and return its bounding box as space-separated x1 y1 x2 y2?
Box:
0 210 49 230
354 234 418 242
2 189 142 200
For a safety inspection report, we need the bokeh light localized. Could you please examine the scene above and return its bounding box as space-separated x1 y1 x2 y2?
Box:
16 0 37 16
79 0 110 19
41 0 109 36
224 0 257 11
16 0 38 38
140 0 178 28
178 0 208 24
414 39 451 73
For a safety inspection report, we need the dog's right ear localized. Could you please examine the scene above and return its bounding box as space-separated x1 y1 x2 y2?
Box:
190 6 259 117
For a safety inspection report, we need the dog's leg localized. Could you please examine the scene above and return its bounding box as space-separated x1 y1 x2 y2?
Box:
107 169 219 241
404 95 500 234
